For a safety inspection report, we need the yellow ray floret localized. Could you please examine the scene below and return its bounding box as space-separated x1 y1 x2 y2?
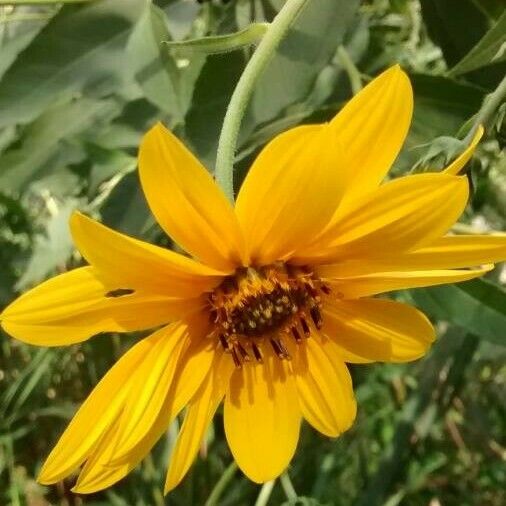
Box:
1 65 505 495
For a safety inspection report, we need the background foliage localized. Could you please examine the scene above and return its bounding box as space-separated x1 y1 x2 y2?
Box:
0 0 505 505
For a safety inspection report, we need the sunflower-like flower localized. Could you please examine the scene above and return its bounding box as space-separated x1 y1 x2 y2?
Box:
2 66 505 494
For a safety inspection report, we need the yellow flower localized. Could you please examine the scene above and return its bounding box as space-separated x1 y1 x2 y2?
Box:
1 65 505 494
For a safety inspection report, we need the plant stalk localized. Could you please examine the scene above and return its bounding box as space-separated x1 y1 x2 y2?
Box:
336 45 362 95
254 480 276 506
214 0 309 202
280 471 298 502
204 461 238 506
464 73 506 145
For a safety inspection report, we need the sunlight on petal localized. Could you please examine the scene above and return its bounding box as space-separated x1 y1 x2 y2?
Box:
224 348 300 483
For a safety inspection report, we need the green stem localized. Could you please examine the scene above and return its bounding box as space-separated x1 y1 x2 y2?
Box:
214 0 309 202
204 461 238 506
336 45 362 95
254 480 276 506
280 471 298 502
464 73 506 145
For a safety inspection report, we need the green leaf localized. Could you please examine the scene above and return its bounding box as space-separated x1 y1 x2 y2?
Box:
410 279 506 345
184 51 245 169
410 136 469 173
126 3 204 123
186 0 360 174
16 198 77 290
164 22 269 55
244 0 359 129
398 74 485 172
85 143 137 197
0 7 56 80
85 98 160 151
449 10 506 76
0 127 17 157
0 348 52 419
100 171 153 236
237 13 370 163
0 97 121 193
0 0 143 129
164 0 200 41
419 0 490 67
0 0 94 4
473 0 506 20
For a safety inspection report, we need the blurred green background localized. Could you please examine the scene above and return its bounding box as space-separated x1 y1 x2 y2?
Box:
0 0 505 505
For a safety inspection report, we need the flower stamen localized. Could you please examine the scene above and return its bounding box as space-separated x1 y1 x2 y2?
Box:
208 263 329 366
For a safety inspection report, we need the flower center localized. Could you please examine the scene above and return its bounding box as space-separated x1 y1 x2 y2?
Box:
207 263 329 366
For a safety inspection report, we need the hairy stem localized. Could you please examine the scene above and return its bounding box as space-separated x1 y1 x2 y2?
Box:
464 73 506 145
214 0 309 202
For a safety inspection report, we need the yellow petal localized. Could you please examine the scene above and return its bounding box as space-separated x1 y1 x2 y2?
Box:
108 323 187 458
37 331 160 484
138 123 246 270
73 324 215 493
319 338 374 364
164 332 219 418
314 234 506 277
70 211 225 297
298 173 469 264
330 65 413 210
399 234 506 269
224 348 301 483
72 418 128 494
322 298 435 363
1 267 193 346
319 265 494 299
164 350 234 493
235 124 346 264
237 64 412 265
106 321 215 471
443 126 484 175
321 302 391 362
287 336 356 437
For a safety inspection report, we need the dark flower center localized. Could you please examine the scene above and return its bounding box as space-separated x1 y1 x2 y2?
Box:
207 263 329 366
